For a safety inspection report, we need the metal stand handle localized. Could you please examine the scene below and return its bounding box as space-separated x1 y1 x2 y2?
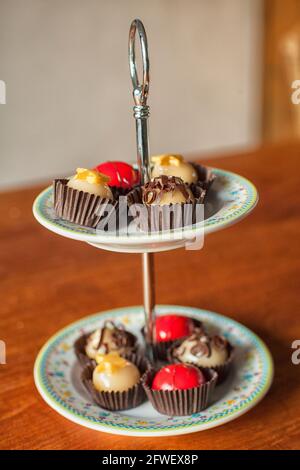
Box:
129 19 156 356
128 19 151 181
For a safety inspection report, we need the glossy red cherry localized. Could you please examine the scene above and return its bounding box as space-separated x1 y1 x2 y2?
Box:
94 161 139 189
151 364 206 391
155 315 195 342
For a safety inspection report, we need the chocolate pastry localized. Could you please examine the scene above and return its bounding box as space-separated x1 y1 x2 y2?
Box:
151 155 198 184
142 175 194 206
172 333 229 368
85 321 137 360
81 351 149 411
92 352 140 392
67 168 114 199
53 168 118 229
142 365 217 416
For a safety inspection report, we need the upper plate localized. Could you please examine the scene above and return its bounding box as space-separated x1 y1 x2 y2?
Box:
34 305 273 437
32 168 258 252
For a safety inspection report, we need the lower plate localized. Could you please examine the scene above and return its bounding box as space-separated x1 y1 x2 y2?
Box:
34 305 273 437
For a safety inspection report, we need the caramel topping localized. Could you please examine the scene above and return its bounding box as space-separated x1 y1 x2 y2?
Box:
74 168 110 185
94 351 128 375
151 154 184 167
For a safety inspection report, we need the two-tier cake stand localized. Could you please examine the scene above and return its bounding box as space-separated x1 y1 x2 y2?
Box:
32 20 273 437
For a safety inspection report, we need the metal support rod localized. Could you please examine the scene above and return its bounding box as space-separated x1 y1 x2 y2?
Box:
128 19 156 354
134 109 151 184
142 252 155 345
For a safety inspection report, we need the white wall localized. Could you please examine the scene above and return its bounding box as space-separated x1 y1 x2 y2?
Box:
0 0 263 189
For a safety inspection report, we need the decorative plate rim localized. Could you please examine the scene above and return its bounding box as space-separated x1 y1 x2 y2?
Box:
32 168 258 245
34 305 273 437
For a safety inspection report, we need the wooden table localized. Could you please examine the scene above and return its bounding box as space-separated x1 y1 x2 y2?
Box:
1 143 300 450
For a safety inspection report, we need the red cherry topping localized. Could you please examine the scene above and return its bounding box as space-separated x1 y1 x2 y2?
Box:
155 315 195 342
151 364 206 391
94 161 139 189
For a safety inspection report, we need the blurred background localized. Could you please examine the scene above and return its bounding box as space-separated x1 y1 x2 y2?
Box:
0 0 299 189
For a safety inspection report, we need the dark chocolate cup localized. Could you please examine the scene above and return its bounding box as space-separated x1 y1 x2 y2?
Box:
190 163 216 191
74 329 139 369
141 318 205 361
167 340 234 385
53 179 122 229
142 367 218 416
127 185 206 233
74 333 95 368
152 340 175 362
81 352 150 411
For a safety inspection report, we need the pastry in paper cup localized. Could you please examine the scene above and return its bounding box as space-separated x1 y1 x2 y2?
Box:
190 162 216 190
168 333 234 384
74 333 94 368
74 321 138 368
141 315 205 361
94 161 140 189
150 154 215 190
53 168 120 229
127 175 206 233
142 363 218 416
81 351 149 411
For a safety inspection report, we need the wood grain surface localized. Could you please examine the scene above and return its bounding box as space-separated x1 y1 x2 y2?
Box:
0 143 300 450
